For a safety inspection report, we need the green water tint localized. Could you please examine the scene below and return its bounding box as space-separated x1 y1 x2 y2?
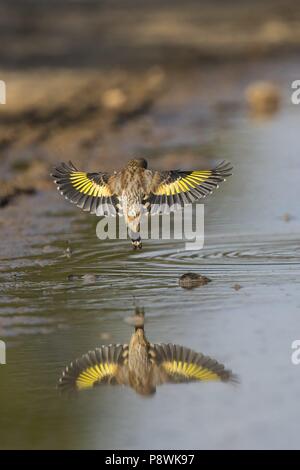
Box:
57 308 237 397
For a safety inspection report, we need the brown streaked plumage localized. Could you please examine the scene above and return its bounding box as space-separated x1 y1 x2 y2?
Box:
52 158 232 249
58 309 237 396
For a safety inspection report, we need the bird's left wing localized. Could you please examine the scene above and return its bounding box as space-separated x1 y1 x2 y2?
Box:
58 344 129 391
151 343 236 384
52 161 117 216
146 161 232 214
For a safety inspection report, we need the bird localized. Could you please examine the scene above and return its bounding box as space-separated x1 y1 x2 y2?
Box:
52 158 232 249
58 308 237 396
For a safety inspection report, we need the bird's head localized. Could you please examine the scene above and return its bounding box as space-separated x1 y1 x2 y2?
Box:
127 158 148 169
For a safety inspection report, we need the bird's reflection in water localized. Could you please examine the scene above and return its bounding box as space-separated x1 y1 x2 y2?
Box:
58 309 237 396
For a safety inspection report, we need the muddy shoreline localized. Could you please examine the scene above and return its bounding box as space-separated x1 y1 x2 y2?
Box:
0 53 297 251
1 0 300 209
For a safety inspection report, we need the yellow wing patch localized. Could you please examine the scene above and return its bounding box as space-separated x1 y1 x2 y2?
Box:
155 171 212 196
58 344 126 392
69 172 112 198
162 360 221 382
76 363 118 390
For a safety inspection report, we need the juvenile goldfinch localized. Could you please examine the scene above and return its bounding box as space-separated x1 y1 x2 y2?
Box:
58 309 237 396
52 158 232 249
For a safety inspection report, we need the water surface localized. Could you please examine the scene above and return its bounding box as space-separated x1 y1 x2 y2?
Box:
0 70 300 449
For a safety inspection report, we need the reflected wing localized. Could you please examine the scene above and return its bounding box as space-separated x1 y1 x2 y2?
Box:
152 343 236 383
147 161 232 214
58 344 129 391
52 161 117 216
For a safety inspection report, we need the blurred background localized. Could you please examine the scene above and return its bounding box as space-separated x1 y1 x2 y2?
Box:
0 0 300 450
1 0 300 192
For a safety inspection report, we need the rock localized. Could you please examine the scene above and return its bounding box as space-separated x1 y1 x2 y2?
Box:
246 81 281 116
102 88 127 111
67 274 80 281
232 283 242 291
282 213 292 222
179 273 211 289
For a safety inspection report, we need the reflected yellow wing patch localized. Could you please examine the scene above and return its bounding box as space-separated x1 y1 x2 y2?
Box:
153 343 235 384
162 360 221 381
58 344 127 392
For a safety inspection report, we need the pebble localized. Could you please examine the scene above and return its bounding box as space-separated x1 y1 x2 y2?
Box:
232 283 242 291
179 273 211 289
246 81 281 115
282 213 292 222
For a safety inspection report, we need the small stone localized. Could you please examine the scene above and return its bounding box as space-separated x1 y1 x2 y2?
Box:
233 283 242 291
67 274 80 281
179 273 211 289
282 213 292 222
102 88 127 110
246 81 281 116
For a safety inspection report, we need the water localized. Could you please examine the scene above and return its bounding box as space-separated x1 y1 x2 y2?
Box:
0 72 300 449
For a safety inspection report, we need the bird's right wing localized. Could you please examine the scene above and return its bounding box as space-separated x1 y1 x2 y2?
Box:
151 343 237 384
52 161 118 216
58 344 129 391
146 161 232 214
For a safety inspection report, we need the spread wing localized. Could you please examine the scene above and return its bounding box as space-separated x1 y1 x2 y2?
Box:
58 344 129 391
52 161 117 216
147 161 232 214
152 343 237 384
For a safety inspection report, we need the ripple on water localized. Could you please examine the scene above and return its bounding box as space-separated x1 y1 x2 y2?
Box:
0 213 299 338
